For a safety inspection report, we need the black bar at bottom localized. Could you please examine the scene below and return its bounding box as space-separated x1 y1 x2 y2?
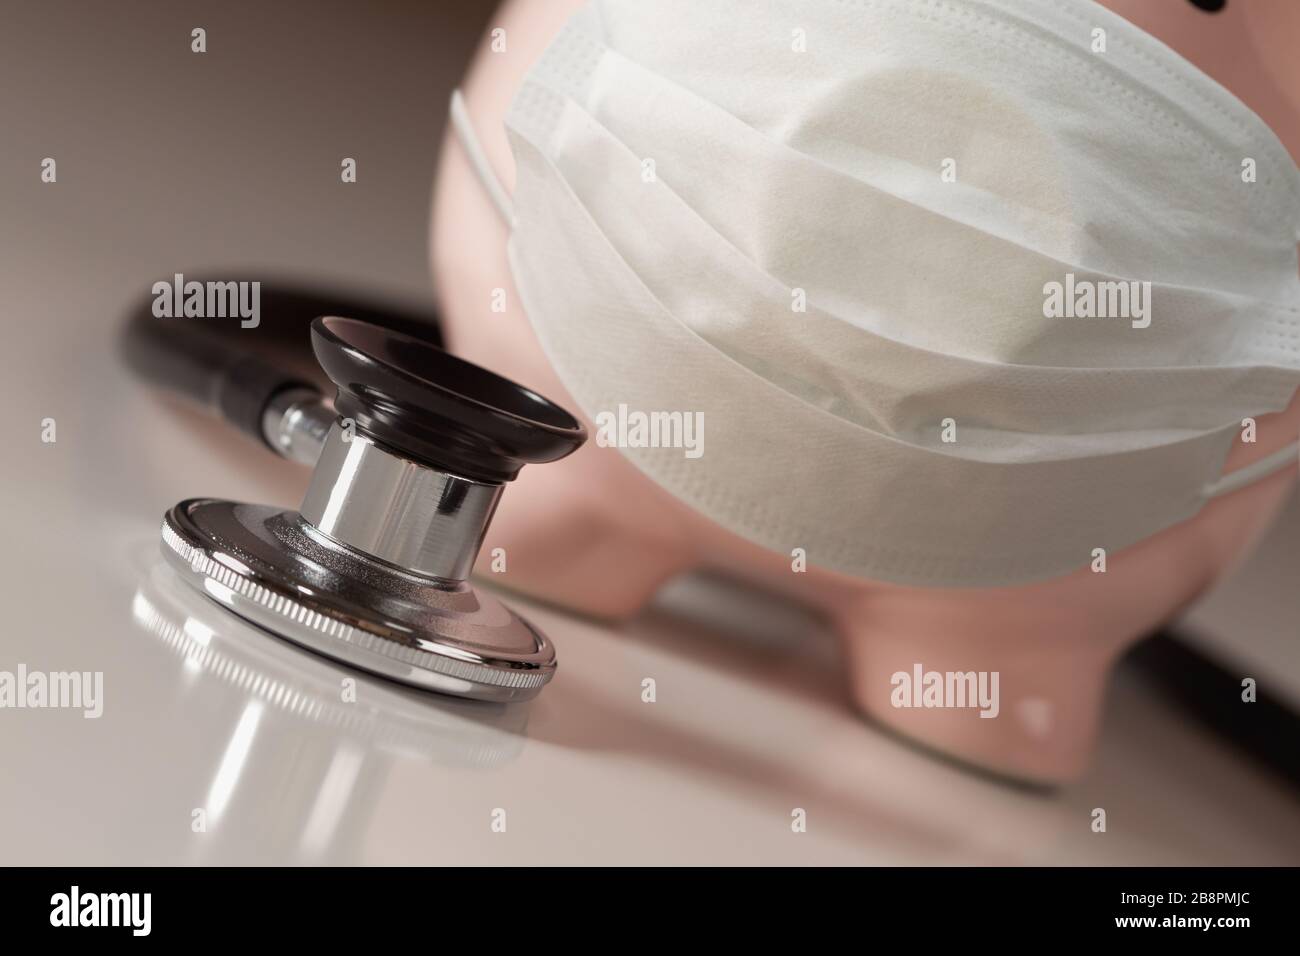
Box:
0 866 1286 941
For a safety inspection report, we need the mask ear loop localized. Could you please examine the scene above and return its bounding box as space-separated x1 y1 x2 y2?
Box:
1201 440 1299 498
1205 232 1300 494
450 89 514 226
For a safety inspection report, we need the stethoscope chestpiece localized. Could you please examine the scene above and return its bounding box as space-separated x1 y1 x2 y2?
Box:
159 317 586 702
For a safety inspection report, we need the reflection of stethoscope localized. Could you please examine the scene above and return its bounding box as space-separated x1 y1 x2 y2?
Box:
129 560 528 862
122 283 586 702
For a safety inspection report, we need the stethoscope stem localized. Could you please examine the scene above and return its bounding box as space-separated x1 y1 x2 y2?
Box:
261 387 335 466
263 391 502 583
300 423 503 582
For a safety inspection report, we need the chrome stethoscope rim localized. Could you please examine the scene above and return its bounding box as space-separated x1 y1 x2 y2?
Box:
160 498 557 703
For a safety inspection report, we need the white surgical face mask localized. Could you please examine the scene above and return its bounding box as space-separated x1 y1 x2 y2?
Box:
451 0 1300 587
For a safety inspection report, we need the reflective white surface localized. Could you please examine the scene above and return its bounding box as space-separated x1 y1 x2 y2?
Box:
2 0 1297 866
2 375 1298 863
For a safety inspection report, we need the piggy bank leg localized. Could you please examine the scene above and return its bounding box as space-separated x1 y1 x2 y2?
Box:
825 452 1296 784
829 587 1129 784
475 446 700 621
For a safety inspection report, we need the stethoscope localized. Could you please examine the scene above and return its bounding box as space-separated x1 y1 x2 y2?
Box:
123 283 586 703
